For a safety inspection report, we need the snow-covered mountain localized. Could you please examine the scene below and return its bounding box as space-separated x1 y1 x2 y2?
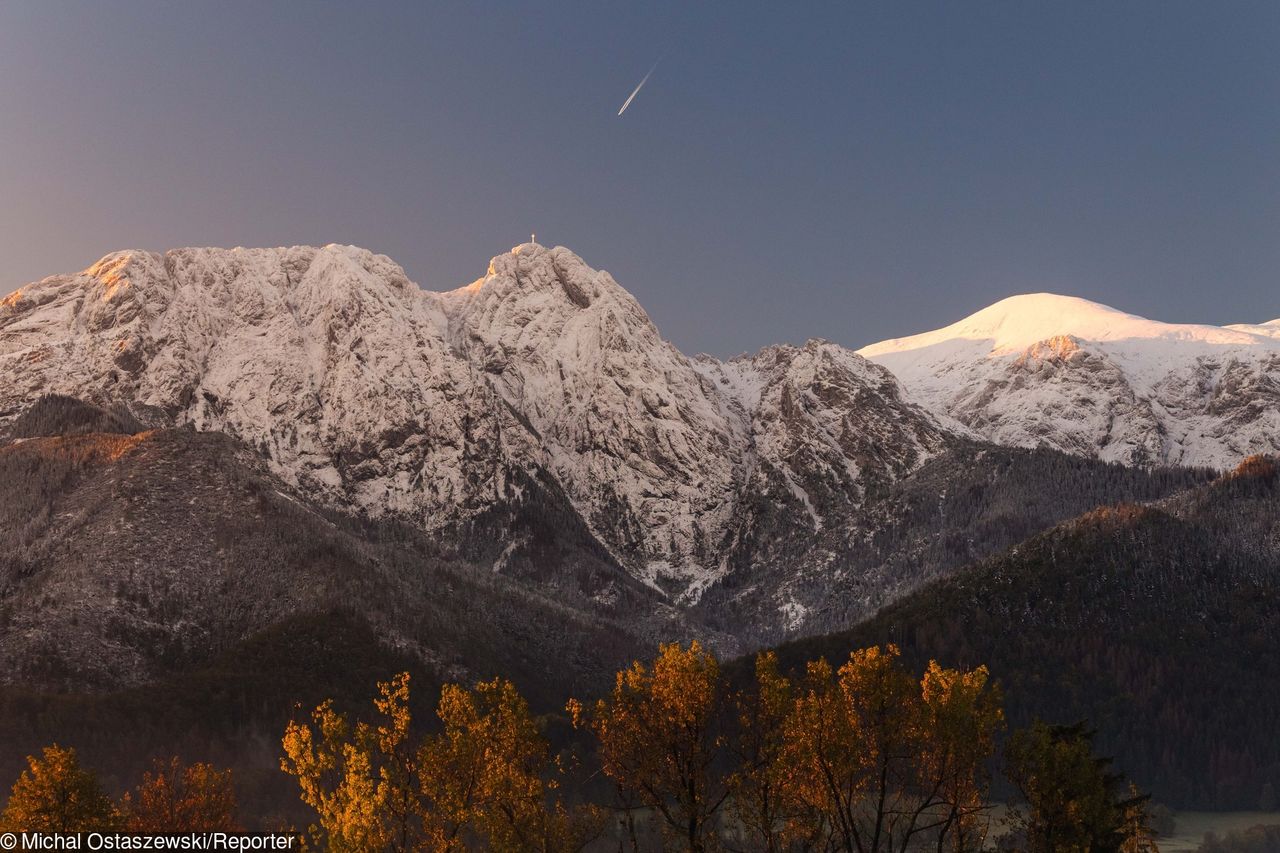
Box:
0 243 950 613
859 294 1280 468
439 246 749 597
4 248 1269 639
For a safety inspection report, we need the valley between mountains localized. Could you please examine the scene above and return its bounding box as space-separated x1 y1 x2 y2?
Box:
1 242 1278 809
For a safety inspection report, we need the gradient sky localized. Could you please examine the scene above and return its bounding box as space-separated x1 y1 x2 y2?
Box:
1 1 1277 356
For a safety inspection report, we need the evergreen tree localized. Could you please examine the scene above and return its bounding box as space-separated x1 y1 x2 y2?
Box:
1005 721 1131 853
1119 783 1160 853
1260 782 1277 812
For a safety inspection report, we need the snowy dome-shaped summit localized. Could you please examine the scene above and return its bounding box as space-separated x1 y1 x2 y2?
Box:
859 292 1274 359
858 290 1280 470
938 293 1143 348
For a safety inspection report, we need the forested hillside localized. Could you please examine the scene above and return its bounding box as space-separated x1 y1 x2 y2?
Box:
770 458 1280 809
698 442 1212 642
0 399 695 814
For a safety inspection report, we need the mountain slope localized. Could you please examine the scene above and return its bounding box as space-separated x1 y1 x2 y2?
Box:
859 294 1280 468
438 245 749 595
0 395 735 825
0 244 956 622
695 441 1210 645
770 457 1280 808
0 398 675 694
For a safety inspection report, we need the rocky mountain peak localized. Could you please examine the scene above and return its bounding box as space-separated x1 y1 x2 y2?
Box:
1 243 953 609
446 244 648 332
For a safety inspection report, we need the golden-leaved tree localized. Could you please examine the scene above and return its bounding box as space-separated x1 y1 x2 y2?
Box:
776 645 1003 852
280 682 401 851
725 651 795 853
0 744 118 832
281 672 598 852
122 757 239 832
917 661 1004 852
423 677 601 852
568 641 728 852
566 641 1004 853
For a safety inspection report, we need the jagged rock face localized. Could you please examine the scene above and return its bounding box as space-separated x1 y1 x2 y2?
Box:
693 340 956 632
439 245 749 593
0 246 527 528
0 243 949 611
701 341 951 533
859 294 1280 468
951 336 1167 465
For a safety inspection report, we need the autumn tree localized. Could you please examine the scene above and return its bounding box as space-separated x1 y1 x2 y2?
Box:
281 673 415 851
779 645 920 851
282 672 592 852
776 646 1002 852
1005 721 1131 853
0 744 117 832
917 661 1004 851
421 677 600 852
122 757 239 832
569 641 728 852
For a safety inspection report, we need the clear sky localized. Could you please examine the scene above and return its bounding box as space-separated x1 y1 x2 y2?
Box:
1 1 1276 355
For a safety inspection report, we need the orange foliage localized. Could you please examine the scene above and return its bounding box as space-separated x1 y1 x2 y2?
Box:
122 757 238 832
0 745 117 832
568 641 725 852
282 672 596 852
2 431 151 465
1231 454 1278 481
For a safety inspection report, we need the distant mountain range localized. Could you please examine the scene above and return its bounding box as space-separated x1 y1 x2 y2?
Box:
2 244 1277 811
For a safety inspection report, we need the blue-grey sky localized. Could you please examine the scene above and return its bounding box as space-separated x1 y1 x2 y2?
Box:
2 1 1277 355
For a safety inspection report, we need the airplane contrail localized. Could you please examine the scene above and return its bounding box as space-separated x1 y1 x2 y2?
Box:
618 61 660 116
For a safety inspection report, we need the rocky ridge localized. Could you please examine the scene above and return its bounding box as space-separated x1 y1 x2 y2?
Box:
0 244 949 613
